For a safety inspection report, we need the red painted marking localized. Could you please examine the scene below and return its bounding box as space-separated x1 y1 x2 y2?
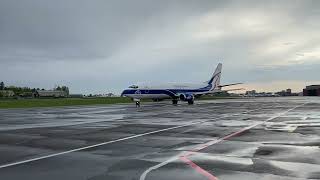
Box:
190 123 260 154
179 123 262 180
178 105 305 180
179 156 218 180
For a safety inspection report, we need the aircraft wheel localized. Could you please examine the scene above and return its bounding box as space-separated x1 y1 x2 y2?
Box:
188 100 194 105
172 99 178 105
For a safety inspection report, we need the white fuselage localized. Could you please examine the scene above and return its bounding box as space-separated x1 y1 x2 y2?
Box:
121 83 218 99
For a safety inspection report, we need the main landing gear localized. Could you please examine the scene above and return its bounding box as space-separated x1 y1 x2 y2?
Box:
187 99 194 105
172 99 194 105
172 99 178 105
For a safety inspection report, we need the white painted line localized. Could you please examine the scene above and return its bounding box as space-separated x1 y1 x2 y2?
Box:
0 122 200 169
0 104 285 170
138 108 261 180
0 116 123 131
139 156 180 180
0 109 251 169
139 103 307 180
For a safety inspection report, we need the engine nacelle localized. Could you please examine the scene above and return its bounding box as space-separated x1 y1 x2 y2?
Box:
179 93 194 101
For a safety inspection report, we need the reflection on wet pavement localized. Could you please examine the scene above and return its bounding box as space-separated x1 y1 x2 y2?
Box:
0 97 319 180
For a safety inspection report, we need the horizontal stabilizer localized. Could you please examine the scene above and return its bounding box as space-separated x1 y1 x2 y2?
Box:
218 83 242 88
221 88 245 92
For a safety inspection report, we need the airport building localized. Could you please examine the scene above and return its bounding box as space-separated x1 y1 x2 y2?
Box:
286 89 292 95
303 85 320 96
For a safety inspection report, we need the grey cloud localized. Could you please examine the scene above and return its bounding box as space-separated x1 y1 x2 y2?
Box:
0 0 171 62
0 0 320 93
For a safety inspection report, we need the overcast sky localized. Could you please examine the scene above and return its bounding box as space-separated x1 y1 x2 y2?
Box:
1 0 320 94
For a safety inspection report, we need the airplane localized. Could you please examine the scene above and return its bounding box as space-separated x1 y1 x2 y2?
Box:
121 63 242 105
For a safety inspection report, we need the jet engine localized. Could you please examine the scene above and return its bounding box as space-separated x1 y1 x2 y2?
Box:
179 93 194 101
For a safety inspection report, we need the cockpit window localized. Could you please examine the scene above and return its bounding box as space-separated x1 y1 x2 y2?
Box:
129 85 139 89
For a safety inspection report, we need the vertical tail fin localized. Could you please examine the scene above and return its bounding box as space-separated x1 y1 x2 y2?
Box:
207 63 222 90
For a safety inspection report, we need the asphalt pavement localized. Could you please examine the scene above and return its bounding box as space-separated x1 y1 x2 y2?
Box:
0 97 319 180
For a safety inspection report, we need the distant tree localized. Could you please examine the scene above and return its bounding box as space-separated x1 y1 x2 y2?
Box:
61 86 69 95
0 82 4 90
2 85 31 96
56 86 62 91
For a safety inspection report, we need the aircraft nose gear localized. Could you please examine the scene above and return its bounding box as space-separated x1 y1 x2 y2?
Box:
134 98 141 107
135 101 140 107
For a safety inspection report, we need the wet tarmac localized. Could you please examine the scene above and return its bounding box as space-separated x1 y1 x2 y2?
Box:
0 97 319 180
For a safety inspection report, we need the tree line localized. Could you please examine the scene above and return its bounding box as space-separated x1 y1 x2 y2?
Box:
0 81 70 97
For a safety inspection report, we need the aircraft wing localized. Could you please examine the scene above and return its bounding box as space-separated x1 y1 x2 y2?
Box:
220 88 245 92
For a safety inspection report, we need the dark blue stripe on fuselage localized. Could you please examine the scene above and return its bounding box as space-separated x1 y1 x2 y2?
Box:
121 84 212 98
